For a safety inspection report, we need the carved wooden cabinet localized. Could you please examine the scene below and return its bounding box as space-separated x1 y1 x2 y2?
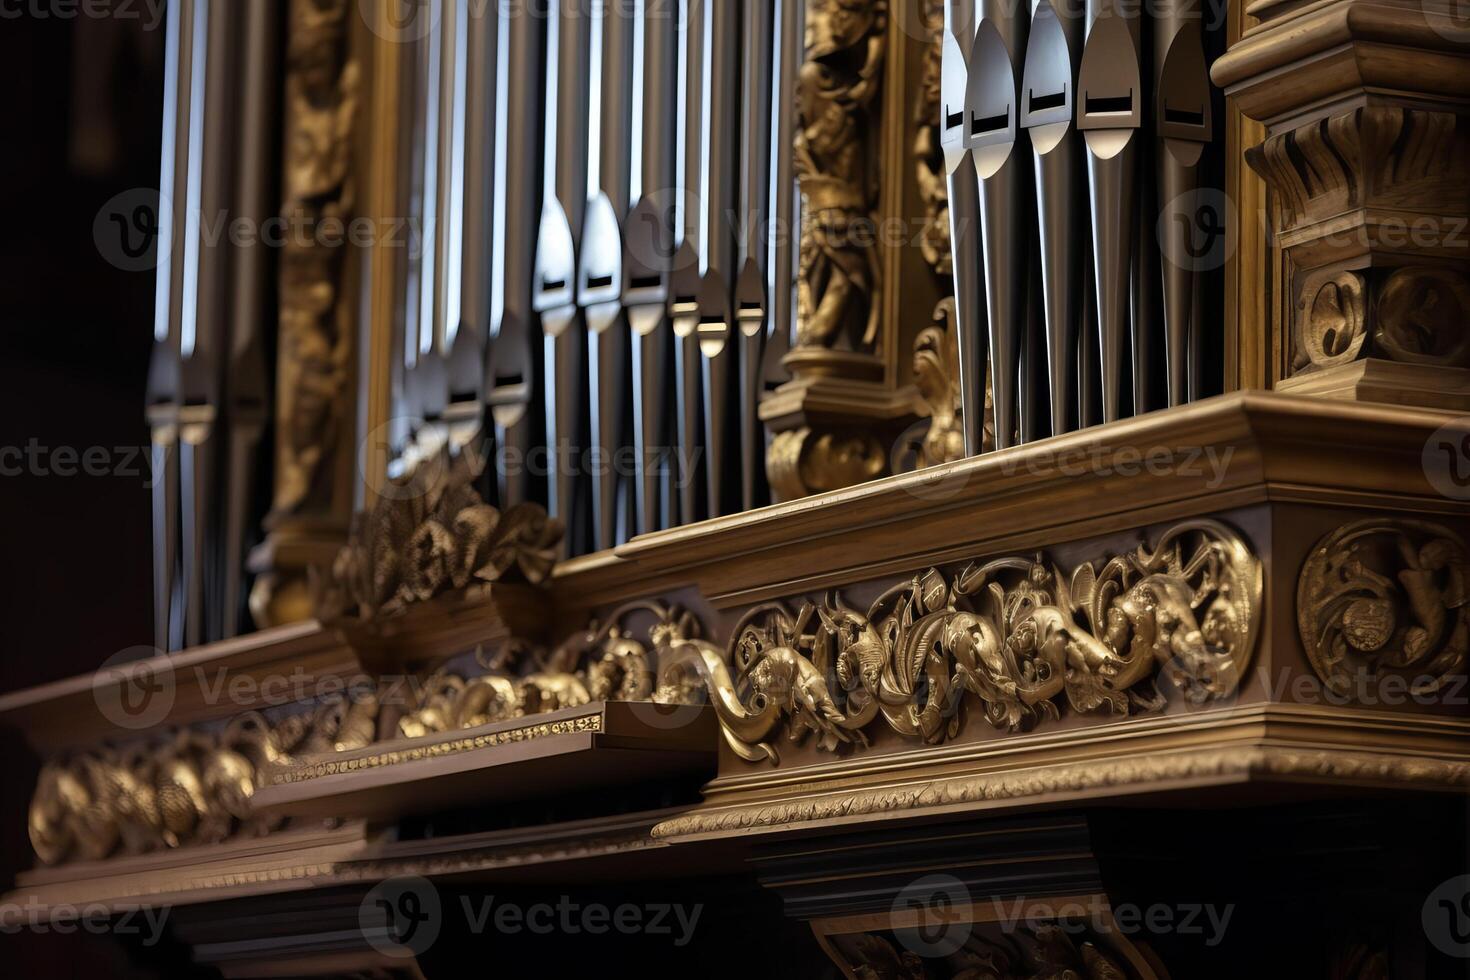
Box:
4 0 1470 976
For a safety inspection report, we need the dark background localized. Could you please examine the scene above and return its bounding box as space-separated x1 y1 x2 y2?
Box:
1 6 167 974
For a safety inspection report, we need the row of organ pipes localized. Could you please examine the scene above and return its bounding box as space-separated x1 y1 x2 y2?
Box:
942 0 1218 451
394 0 799 557
146 0 1225 646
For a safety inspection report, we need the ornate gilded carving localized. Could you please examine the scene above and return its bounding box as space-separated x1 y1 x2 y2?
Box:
659 520 1261 764
273 0 358 517
1297 518 1468 699
394 601 696 738
793 0 887 351
834 925 1141 980
28 699 378 866
319 449 563 620
768 426 888 501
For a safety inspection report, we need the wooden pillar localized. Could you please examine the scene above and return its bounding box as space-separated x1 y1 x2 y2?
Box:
1213 1 1470 409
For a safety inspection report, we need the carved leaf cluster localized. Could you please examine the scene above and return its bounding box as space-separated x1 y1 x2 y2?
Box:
322 449 564 619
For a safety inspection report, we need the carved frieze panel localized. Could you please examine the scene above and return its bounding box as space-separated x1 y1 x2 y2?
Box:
657 520 1261 765
1297 518 1468 701
28 698 377 866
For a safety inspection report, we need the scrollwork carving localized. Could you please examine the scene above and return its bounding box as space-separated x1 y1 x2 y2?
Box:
1297 518 1468 699
659 520 1261 764
768 426 888 501
28 699 378 866
395 601 702 739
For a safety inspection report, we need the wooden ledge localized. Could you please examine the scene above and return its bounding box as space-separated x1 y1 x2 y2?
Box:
0 584 548 754
650 704 1470 842
253 701 717 823
556 390 1461 608
0 620 361 753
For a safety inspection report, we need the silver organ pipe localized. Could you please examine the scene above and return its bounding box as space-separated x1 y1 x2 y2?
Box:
966 0 1031 449
669 0 707 524
147 0 186 650
580 0 636 550
1155 0 1213 407
942 0 986 456
1077 0 1142 424
624 0 680 535
442 0 491 462
734 0 776 513
696 0 741 518
533 0 593 553
487 0 546 507
1021 0 1085 436
762 0 800 404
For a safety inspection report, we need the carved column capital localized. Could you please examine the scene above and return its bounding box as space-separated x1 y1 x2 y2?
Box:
1213 3 1470 408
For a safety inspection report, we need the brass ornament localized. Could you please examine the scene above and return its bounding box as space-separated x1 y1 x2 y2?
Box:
659 520 1261 764
319 448 563 620
1297 518 1468 699
26 703 374 866
793 0 887 350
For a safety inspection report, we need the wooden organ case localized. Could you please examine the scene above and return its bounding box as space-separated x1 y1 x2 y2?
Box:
5 0 1470 975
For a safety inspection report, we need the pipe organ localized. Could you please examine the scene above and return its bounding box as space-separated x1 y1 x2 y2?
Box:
13 0 1470 974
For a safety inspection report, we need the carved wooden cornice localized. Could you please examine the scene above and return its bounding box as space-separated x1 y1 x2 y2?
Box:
562 391 1463 609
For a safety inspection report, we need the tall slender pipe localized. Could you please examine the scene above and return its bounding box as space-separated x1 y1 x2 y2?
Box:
581 0 636 549
532 0 592 553
966 0 1031 449
668 0 708 524
624 0 680 534
1078 0 1142 423
734 0 775 512
943 0 986 457
486 0 546 507
695 0 740 518
1020 0 1085 436
1155 0 1212 407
